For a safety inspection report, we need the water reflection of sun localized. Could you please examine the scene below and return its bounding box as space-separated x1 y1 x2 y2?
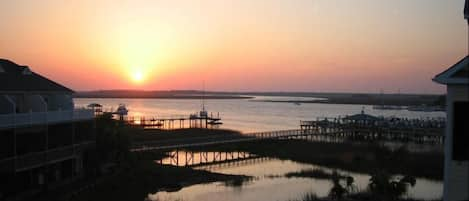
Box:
131 112 144 124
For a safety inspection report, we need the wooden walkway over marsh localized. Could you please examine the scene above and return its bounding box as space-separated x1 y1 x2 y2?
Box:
131 121 444 152
130 111 445 152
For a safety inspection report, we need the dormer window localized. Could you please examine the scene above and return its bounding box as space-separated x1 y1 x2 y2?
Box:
22 67 32 75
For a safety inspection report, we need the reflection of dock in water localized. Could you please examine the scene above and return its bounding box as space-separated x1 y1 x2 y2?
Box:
194 157 273 171
158 150 271 169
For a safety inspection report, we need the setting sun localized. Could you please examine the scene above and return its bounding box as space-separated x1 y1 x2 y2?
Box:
132 70 144 83
1 1 466 200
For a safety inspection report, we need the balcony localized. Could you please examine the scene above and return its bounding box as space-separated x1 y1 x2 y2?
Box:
0 142 95 172
0 109 94 128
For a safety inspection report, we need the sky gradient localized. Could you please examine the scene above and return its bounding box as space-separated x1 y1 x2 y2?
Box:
0 0 467 94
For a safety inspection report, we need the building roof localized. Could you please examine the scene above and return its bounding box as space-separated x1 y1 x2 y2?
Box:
343 110 380 122
433 56 469 85
0 59 74 93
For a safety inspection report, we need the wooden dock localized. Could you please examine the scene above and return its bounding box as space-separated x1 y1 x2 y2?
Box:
131 126 444 152
130 113 445 152
124 115 222 130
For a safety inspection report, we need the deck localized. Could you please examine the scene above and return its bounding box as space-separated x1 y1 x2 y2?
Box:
124 115 222 129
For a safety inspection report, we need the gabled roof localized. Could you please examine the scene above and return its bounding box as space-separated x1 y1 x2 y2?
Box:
433 56 469 85
0 59 74 93
344 113 380 121
343 109 381 122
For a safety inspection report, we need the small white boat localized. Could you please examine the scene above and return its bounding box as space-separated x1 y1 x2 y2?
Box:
199 110 208 118
207 120 223 125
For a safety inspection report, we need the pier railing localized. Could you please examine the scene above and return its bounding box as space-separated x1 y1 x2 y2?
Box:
123 115 222 130
130 116 445 152
131 125 444 152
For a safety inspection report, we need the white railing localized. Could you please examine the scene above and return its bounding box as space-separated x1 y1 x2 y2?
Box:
0 109 94 128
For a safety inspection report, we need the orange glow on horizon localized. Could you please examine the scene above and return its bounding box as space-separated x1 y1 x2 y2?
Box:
0 0 466 93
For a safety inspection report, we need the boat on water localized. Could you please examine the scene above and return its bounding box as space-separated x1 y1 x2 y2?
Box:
207 120 223 125
372 105 405 110
189 82 223 125
189 104 209 119
199 107 208 118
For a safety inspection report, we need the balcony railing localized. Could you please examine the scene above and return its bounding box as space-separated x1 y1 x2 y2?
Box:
0 141 95 172
0 109 94 128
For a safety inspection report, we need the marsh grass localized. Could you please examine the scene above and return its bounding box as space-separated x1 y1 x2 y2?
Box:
285 169 347 180
186 139 443 180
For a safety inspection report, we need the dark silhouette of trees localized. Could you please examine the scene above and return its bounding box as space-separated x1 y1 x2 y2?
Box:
368 172 416 201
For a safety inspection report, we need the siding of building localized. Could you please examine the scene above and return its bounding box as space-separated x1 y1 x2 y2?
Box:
443 85 469 201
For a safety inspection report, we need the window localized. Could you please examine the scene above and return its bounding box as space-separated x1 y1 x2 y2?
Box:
453 101 469 161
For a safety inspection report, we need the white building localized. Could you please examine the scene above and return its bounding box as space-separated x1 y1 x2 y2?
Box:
0 59 95 199
433 56 469 201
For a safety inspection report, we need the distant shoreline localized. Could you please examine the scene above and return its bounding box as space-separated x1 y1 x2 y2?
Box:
251 99 441 107
74 95 253 99
74 90 444 106
74 90 253 99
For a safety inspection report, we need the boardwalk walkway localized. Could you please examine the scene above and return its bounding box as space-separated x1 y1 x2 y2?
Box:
157 150 263 168
131 125 444 152
125 115 222 130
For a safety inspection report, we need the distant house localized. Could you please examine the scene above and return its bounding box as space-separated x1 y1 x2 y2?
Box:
433 56 469 201
0 59 95 199
342 109 381 124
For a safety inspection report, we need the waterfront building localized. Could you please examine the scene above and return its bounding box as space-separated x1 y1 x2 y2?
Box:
433 2 469 200
0 59 95 199
433 56 469 201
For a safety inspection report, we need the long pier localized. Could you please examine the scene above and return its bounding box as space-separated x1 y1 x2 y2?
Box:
131 125 444 152
123 115 222 130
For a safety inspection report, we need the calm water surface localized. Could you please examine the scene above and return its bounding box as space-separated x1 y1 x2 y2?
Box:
75 97 445 133
74 97 444 200
149 151 442 201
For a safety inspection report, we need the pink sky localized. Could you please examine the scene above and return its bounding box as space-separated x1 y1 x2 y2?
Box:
0 0 467 94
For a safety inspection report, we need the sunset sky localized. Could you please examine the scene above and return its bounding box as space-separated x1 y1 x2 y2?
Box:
0 0 467 94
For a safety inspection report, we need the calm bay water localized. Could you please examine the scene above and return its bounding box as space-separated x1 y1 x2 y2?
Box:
74 97 444 201
74 96 445 133
150 151 442 201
